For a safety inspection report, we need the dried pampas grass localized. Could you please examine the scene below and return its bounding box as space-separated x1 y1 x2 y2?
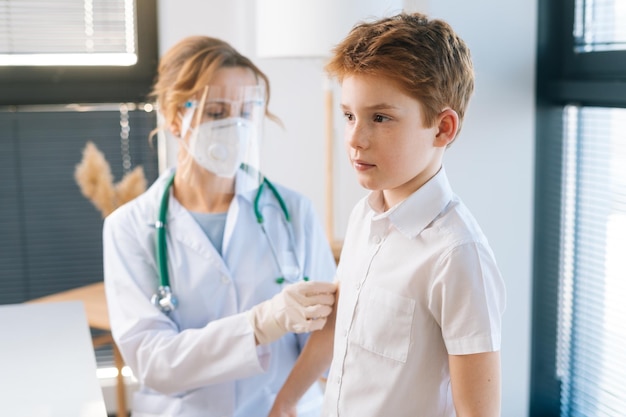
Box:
74 141 147 218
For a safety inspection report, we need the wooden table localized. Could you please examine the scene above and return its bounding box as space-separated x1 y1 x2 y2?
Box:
28 282 127 417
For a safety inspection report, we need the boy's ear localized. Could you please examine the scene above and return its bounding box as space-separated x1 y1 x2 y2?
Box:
434 108 459 148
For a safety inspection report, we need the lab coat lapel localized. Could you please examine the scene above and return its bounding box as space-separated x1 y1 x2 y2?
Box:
166 195 223 262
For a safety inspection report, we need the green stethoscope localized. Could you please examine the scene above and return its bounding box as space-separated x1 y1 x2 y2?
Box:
151 171 309 313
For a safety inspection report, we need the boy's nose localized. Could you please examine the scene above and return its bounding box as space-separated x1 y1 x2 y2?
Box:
346 123 368 149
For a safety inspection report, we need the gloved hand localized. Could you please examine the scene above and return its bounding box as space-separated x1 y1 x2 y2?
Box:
247 280 337 345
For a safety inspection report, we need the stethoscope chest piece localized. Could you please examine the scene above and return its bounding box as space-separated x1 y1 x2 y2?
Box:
151 285 178 313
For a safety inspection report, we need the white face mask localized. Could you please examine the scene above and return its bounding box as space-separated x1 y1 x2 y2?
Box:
187 117 255 177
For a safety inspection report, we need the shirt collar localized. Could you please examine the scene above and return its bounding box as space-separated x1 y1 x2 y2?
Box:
367 167 454 239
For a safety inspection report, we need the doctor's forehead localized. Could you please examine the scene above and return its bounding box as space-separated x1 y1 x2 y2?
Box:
207 67 258 89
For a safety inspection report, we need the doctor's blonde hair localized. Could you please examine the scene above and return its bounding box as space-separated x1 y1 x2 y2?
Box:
150 36 280 135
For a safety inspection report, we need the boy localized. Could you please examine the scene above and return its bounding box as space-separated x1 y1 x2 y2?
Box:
269 12 506 417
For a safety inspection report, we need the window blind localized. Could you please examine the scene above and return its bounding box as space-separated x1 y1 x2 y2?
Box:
557 106 626 416
533 0 626 414
0 104 158 302
0 104 158 368
574 0 626 52
0 0 157 104
0 0 137 66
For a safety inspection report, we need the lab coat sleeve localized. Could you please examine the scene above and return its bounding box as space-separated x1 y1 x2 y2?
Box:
103 206 266 396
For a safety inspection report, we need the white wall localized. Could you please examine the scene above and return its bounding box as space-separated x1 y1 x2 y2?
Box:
414 2 536 416
157 1 535 416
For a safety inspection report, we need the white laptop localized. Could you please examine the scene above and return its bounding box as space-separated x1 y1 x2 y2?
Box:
0 301 107 417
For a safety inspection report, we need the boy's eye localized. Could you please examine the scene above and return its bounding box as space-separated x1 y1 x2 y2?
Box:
343 112 354 121
373 114 388 123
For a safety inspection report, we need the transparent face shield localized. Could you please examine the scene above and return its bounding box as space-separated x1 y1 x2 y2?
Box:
178 84 266 191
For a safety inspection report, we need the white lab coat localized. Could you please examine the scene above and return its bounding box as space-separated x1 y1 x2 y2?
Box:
103 168 337 417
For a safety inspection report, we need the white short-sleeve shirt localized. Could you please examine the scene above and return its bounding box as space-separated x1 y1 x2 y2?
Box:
323 168 506 417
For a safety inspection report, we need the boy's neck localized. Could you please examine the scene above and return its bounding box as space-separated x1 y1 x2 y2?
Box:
382 163 443 211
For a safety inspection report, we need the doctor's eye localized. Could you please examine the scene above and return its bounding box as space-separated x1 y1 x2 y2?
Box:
203 102 229 120
240 101 258 119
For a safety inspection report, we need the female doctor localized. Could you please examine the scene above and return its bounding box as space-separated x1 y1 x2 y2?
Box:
103 36 337 417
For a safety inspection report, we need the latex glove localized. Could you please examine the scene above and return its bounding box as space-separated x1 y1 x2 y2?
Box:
247 281 337 345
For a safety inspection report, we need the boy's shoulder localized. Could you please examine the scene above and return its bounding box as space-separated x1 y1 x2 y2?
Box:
429 195 490 248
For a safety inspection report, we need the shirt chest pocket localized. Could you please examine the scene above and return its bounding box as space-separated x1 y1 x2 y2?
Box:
351 286 415 363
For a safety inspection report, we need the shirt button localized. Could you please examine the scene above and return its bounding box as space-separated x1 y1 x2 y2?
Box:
355 281 361 290
372 235 382 244
336 375 342 384
221 275 229 284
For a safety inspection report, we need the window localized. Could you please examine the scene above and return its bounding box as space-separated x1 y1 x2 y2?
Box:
0 104 159 302
0 0 138 66
0 0 158 104
0 1 159 375
573 0 626 52
0 104 159 369
532 0 626 416
556 106 626 416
